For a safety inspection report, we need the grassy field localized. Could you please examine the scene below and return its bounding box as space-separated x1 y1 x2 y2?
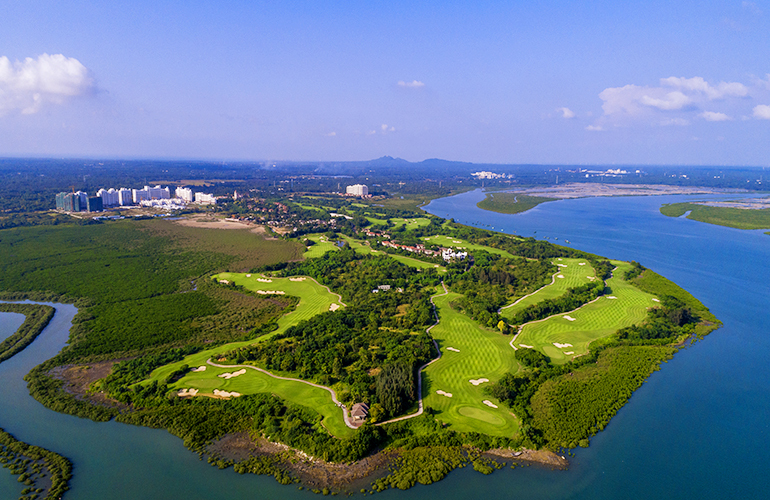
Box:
388 253 447 272
477 192 557 215
422 291 520 436
660 202 770 230
143 274 354 436
391 217 432 230
422 235 517 259
500 257 596 320
513 261 658 364
303 234 340 258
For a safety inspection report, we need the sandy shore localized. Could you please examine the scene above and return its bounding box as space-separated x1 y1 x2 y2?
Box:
497 183 746 200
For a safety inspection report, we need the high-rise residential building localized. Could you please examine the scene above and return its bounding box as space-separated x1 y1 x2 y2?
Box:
55 192 85 212
97 188 120 207
118 188 133 206
132 188 150 203
194 192 217 204
346 184 368 197
147 185 171 199
175 187 194 202
87 196 103 212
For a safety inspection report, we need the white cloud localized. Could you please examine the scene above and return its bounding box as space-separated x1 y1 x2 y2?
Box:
640 91 692 110
585 125 604 131
753 104 770 119
324 131 336 137
699 111 732 122
557 107 575 119
661 118 689 126
397 80 425 88
0 53 94 115
380 123 395 133
661 76 747 99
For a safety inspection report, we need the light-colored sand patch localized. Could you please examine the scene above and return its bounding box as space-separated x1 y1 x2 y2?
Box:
218 369 247 379
587 276 596 280
191 366 207 372
218 279 230 284
436 390 453 398
557 275 565 279
519 344 533 348
452 240 461 243
579 263 586 266
607 296 617 299
564 351 574 355
652 298 660 302
434 264 440 267
469 378 490 386
289 277 306 281
557 264 568 267
563 315 576 321
256 290 285 295
213 389 241 398
177 388 199 397
558 258 563 260
446 347 460 352
329 303 340 311
482 400 499 409
246 274 252 277
553 342 573 348
256 278 272 282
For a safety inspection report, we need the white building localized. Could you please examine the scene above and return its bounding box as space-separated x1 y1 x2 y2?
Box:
175 187 194 202
441 249 468 261
118 188 133 206
346 184 368 197
132 188 150 203
97 188 120 207
194 192 217 205
147 185 171 199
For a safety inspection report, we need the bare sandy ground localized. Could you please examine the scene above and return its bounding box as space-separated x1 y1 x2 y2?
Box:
436 390 453 397
173 215 267 234
499 183 745 199
446 347 460 352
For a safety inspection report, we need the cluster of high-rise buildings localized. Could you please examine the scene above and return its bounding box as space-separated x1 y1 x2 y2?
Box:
55 185 217 213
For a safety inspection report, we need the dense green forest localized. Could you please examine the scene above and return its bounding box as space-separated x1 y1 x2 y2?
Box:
0 304 55 365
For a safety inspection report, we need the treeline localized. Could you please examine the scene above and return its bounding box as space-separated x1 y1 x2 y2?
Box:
0 304 55 365
507 281 606 326
0 427 73 500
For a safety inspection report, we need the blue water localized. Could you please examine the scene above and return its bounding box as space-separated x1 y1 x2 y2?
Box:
1 190 768 499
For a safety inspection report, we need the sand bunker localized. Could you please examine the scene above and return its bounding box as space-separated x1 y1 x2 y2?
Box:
607 296 617 299
557 264 568 267
557 275 565 279
246 274 252 277
257 278 272 282
453 240 461 243
177 388 199 397
436 390 453 398
329 303 340 311
519 344 533 348
469 378 489 386
587 276 595 280
219 279 230 284
191 366 206 372
289 277 306 281
579 263 586 266
256 290 285 295
558 258 563 260
218 369 247 380
446 347 460 352
213 389 241 398
652 298 660 302
482 400 498 409
564 351 574 355
553 342 573 348
563 315 576 321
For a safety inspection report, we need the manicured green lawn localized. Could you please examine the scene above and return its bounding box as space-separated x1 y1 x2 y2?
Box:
513 261 658 364
500 258 596 319
422 291 520 436
302 234 340 259
387 253 446 272
390 217 432 230
422 235 517 259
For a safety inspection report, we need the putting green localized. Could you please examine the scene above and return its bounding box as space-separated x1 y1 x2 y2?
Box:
501 258 596 320
422 235 517 259
514 261 658 364
422 291 520 436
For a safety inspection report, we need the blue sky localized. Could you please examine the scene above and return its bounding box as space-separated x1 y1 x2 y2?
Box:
1 1 769 165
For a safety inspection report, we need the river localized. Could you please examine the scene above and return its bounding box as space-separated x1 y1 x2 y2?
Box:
1 189 769 499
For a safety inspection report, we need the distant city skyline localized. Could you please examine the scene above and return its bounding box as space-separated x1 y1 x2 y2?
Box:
1 1 769 166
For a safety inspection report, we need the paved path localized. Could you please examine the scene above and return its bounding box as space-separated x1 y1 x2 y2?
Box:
498 268 560 312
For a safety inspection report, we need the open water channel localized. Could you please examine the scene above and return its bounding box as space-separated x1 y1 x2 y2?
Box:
1 189 769 499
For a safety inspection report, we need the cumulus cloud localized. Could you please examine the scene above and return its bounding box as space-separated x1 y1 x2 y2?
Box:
661 76 747 99
585 124 604 131
753 105 770 119
639 91 692 110
380 123 395 133
397 80 425 88
699 111 732 122
0 53 95 115
556 107 575 119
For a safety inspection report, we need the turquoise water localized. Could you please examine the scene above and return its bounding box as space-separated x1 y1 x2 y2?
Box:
1 190 769 498
0 312 24 342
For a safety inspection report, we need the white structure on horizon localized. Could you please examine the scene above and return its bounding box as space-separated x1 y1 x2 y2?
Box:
194 192 217 205
442 249 468 262
175 187 194 202
346 184 368 197
97 188 120 207
118 188 133 206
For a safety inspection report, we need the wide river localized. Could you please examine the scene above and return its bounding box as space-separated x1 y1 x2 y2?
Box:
1 189 769 499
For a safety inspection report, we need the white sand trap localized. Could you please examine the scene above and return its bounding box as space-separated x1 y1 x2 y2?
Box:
652 298 660 302
587 276 595 280
446 347 460 352
177 388 199 397
482 400 498 409
213 389 241 398
557 264 568 267
257 278 272 282
579 263 586 266
329 303 340 311
557 275 565 279
558 258 563 260
434 264 439 267
563 315 576 321
289 277 306 281
257 290 285 295
219 280 230 284
453 240 461 243
436 390 453 398
607 296 617 299
218 369 247 380
191 366 207 372
519 344 533 348
246 274 252 277
469 378 489 386
553 342 573 348
564 351 574 355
